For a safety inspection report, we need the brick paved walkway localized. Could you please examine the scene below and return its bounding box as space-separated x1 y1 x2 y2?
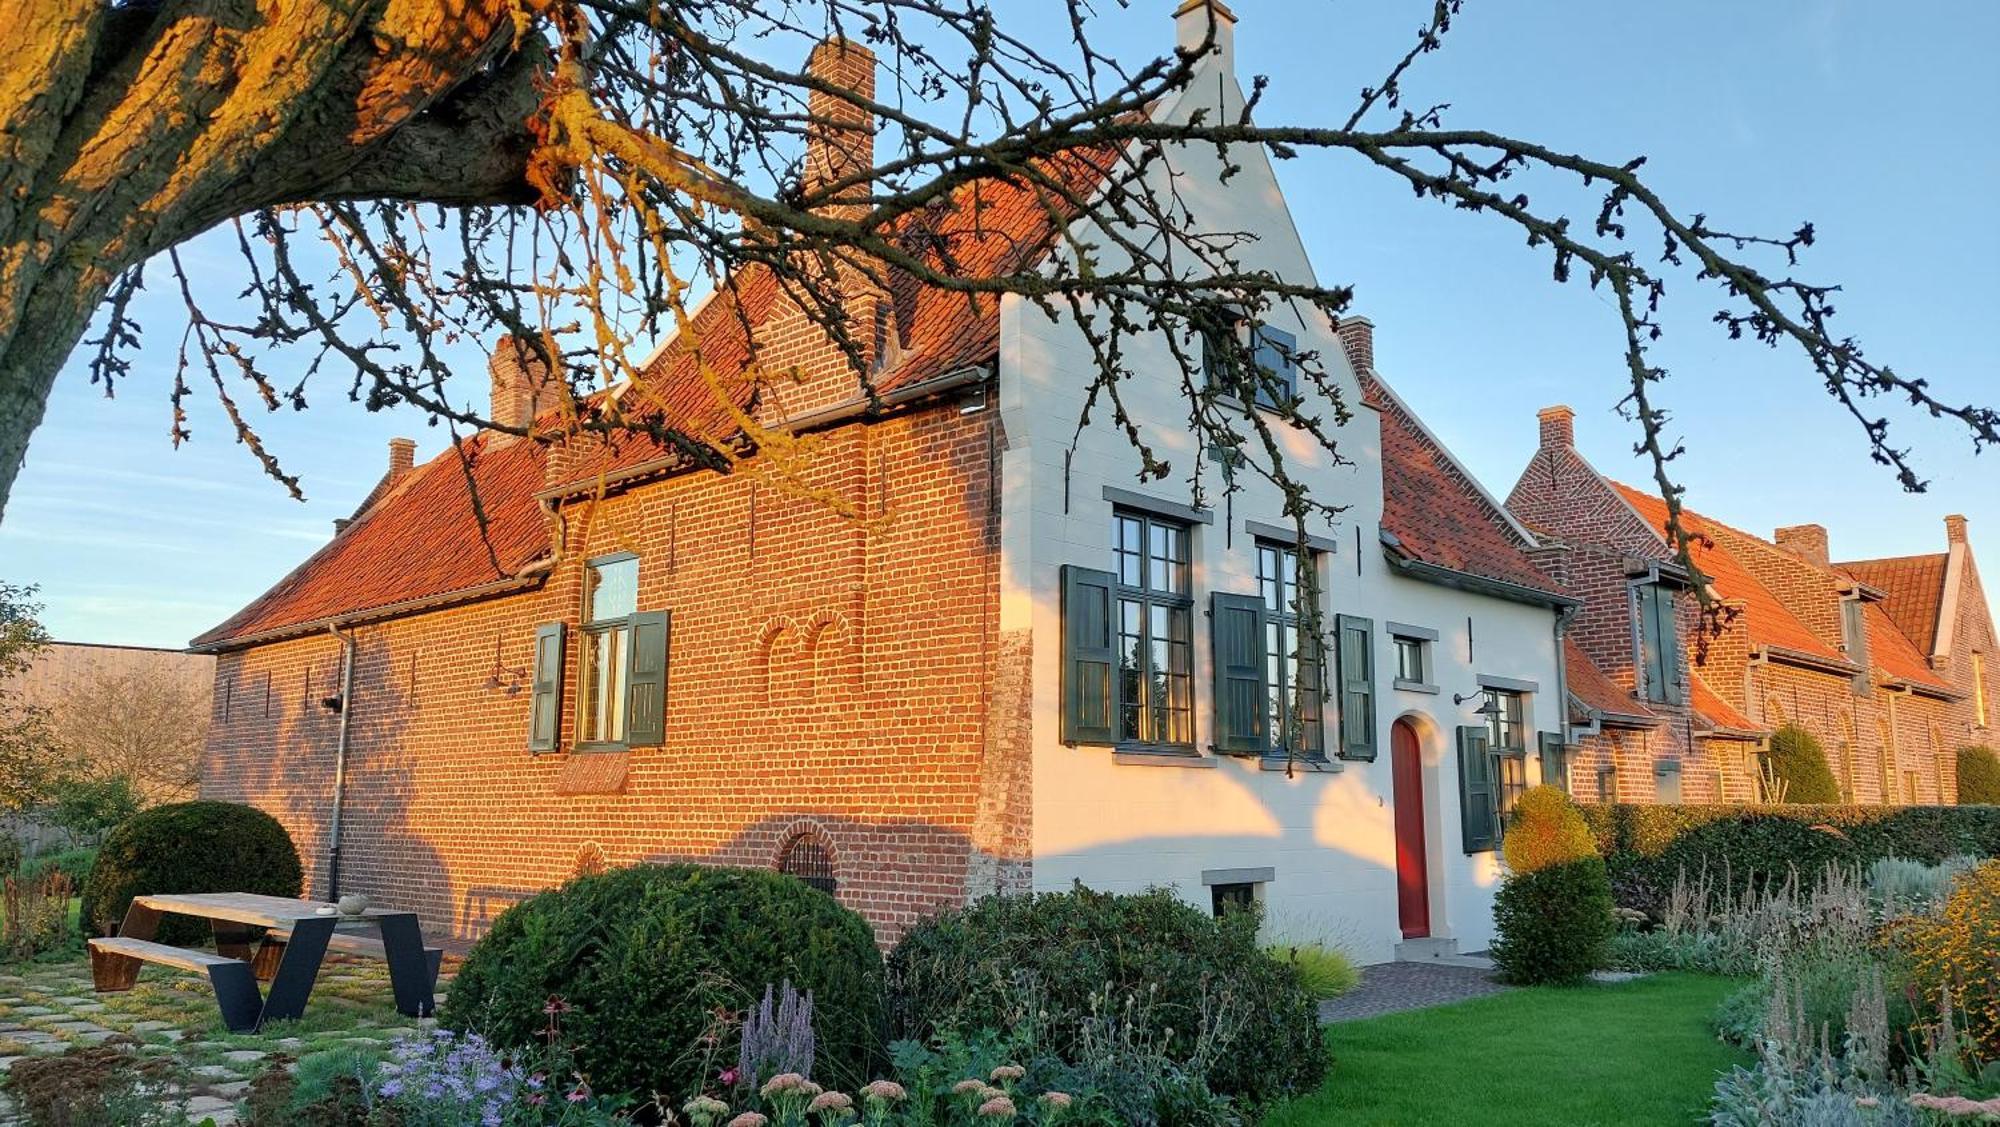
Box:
1318 960 1510 1023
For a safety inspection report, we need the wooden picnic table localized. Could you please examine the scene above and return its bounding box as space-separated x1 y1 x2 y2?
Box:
88 892 437 1033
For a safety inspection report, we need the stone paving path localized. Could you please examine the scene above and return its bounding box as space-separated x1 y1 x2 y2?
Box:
0 953 449 1125
1318 960 1511 1023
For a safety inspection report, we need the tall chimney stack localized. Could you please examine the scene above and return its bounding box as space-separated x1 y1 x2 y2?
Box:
1946 513 1969 546
387 437 416 478
1174 0 1236 77
803 39 877 217
489 335 554 434
1537 405 1576 451
1775 523 1831 567
1336 315 1374 375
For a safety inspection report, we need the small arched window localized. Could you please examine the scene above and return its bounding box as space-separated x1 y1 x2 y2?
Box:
778 835 837 895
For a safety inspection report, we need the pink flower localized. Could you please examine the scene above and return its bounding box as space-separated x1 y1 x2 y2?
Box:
761 1072 811 1098
860 1080 907 1103
726 1115 769 1127
976 1095 1017 1119
1039 1092 1074 1110
808 1091 854 1113
989 1064 1025 1084
953 1079 988 1096
719 1068 740 1087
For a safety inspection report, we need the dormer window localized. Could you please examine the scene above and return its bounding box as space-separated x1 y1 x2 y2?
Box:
1840 596 1871 698
1633 581 1683 705
1201 316 1299 411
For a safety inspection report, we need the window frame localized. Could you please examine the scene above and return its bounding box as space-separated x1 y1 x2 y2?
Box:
1202 316 1301 412
1254 540 1325 759
1976 652 1989 729
1112 510 1197 752
577 552 640 750
1483 687 1529 820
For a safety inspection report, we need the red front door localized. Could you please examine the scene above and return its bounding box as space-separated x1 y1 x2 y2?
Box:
1392 720 1431 939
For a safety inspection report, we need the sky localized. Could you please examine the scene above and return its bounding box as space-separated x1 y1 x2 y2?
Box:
2 1 1996 648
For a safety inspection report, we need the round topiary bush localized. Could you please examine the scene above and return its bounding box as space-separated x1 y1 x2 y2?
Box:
82 801 301 945
440 863 883 1102
886 885 1324 1113
1491 787 1614 985
1766 724 1841 804
1959 746 2000 805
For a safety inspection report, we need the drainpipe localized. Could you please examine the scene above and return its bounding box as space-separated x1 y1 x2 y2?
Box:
327 623 357 899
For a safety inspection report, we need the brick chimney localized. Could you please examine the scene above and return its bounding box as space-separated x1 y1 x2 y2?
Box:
489 335 554 434
387 437 416 478
1537 405 1575 451
1174 0 1236 77
1774 523 1830 567
1335 315 1374 375
803 39 876 218
1946 513 1969 545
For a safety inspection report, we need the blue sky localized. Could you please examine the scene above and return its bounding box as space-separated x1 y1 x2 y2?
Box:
2 1 1995 647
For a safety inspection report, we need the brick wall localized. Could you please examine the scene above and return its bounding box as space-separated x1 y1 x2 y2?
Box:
202 401 1009 946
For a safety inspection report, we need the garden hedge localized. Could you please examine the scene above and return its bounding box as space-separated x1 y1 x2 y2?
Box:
1960 746 2000 804
1579 803 2000 918
887 885 1325 1113
81 801 302 945
441 863 883 1103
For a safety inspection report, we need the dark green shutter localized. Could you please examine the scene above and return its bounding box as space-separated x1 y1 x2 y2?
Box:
1538 730 1569 794
1062 566 1119 745
1653 586 1683 704
624 610 670 747
1336 614 1376 760
1458 725 1496 852
528 622 565 752
1210 592 1268 754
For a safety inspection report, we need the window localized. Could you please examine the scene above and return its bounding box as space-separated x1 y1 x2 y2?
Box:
1203 318 1299 410
579 556 639 744
1210 882 1258 919
1537 731 1570 794
1655 760 1684 805
1484 688 1528 817
1973 651 1989 727
778 835 837 895
1841 598 1871 697
1113 512 1195 747
1903 770 1920 806
1634 583 1683 704
1394 636 1427 685
1256 542 1322 757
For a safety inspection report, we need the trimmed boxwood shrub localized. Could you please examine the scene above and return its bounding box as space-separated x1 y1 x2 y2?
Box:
1765 725 1841 804
886 885 1324 1112
1579 803 2000 918
1491 787 1614 985
81 801 301 945
1960 746 2000 804
22 847 96 888
441 863 883 1102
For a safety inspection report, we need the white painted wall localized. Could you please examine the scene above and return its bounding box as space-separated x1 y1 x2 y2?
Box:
994 34 1564 964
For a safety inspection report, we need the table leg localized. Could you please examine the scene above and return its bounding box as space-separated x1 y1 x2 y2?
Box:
258 915 333 1028
376 914 435 1018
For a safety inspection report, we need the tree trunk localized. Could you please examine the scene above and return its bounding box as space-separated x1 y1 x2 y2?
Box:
0 0 546 517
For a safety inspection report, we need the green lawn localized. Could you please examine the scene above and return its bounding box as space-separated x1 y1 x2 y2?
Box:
1263 973 1748 1127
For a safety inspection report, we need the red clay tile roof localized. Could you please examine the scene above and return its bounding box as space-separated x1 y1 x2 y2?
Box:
1860 599 1952 693
1565 638 1655 724
1607 481 1845 663
1366 375 1563 597
190 433 551 649
1691 672 1760 736
1838 552 1948 655
194 160 1112 649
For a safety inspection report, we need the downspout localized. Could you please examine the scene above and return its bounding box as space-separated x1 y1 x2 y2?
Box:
1552 605 1575 744
327 623 357 899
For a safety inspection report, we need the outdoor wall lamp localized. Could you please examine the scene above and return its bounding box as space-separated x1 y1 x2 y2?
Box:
1453 691 1503 718
321 694 345 714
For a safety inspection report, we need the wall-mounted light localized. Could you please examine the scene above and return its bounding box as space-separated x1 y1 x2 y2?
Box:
320 694 345 714
1453 691 1502 719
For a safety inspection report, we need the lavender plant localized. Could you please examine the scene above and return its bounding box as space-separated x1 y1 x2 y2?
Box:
739 981 817 1093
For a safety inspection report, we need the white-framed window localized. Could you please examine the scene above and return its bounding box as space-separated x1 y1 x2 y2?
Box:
578 554 638 745
1255 541 1323 757
1113 511 1195 748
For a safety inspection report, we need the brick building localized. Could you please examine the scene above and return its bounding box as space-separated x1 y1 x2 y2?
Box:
1507 406 1978 805
197 5 1580 961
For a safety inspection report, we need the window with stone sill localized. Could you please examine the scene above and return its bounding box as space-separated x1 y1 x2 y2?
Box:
579 555 638 745
1255 540 1323 757
1484 687 1529 818
1114 510 1195 749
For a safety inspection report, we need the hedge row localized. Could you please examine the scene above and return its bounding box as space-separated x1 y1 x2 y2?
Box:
1578 803 2000 918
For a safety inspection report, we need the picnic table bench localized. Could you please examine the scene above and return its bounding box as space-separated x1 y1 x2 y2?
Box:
87 892 437 1033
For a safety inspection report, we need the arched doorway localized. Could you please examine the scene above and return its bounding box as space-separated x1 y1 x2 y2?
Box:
1391 719 1431 939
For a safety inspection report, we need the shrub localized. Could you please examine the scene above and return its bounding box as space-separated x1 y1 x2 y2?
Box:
1960 746 2000 805
1867 855 1978 916
1766 725 1841 805
0 833 20 877
2 869 76 960
1503 785 1598 873
1896 860 2000 1058
1490 857 1615 986
23 846 97 888
441 863 883 1103
81 801 301 945
886 885 1324 1112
